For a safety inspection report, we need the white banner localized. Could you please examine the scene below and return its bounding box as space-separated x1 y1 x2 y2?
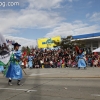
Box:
0 33 10 64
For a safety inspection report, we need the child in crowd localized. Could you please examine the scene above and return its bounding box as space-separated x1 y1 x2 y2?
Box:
57 60 61 68
71 60 77 67
93 58 98 67
67 59 72 67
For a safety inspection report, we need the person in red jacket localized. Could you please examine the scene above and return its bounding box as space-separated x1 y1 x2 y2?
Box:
22 51 28 68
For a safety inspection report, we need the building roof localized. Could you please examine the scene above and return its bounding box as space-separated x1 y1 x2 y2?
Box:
72 32 100 39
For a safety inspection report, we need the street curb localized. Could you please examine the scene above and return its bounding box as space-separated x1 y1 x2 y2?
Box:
25 76 100 79
0 76 100 79
28 76 100 78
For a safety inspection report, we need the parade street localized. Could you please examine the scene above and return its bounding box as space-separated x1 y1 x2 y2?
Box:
0 68 100 100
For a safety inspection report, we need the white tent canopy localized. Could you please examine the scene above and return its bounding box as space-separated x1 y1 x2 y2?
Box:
92 47 100 52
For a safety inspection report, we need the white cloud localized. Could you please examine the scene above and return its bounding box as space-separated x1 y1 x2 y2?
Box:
67 0 79 3
0 9 63 34
28 0 63 9
0 0 64 35
68 0 73 2
45 22 100 37
4 35 37 47
74 25 100 35
90 12 100 22
86 13 90 18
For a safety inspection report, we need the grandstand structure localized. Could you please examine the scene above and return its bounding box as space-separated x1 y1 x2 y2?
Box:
72 32 100 50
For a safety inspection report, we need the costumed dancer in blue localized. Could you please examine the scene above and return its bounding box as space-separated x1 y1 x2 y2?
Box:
28 53 33 69
78 49 86 69
6 43 23 86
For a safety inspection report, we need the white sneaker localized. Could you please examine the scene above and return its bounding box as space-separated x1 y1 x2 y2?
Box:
8 82 13 86
17 81 21 86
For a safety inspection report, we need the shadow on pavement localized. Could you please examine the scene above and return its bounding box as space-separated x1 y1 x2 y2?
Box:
30 69 41 100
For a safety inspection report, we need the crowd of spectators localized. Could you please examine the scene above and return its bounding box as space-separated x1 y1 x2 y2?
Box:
22 48 100 68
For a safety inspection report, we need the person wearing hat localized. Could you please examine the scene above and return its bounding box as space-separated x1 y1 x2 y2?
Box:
6 43 23 86
28 53 33 69
77 49 86 69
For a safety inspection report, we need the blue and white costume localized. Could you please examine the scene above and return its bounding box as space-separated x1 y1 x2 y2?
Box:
28 56 33 68
6 50 23 80
78 53 86 68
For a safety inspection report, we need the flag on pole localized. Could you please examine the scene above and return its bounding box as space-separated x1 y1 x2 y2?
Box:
0 33 11 67
75 46 79 53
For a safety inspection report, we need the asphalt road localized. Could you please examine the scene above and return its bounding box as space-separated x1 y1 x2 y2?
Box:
0 68 100 100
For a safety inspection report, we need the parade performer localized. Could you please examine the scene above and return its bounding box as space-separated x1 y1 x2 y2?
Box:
78 49 86 69
28 53 33 69
6 43 23 86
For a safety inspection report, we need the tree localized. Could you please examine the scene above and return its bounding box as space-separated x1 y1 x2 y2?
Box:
21 46 31 55
21 46 27 52
26 46 31 55
53 35 86 50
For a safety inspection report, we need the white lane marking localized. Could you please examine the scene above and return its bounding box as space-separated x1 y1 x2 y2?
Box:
27 90 36 92
30 73 51 76
64 87 68 90
29 72 61 76
0 88 37 92
91 94 100 97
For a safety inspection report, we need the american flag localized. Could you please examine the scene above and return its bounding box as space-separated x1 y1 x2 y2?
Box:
6 39 15 45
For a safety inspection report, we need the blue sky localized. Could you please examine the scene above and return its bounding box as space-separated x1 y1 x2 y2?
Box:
0 0 100 46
